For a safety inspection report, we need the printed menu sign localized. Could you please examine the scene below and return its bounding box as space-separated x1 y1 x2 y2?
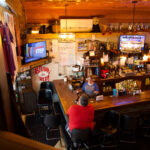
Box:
58 42 76 66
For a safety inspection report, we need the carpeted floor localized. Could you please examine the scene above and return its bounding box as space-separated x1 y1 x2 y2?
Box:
25 114 59 146
25 113 150 150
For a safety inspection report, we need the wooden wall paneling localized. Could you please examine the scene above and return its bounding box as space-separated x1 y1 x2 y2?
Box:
0 34 15 131
6 0 24 16
0 90 6 130
27 33 105 41
0 5 31 137
27 33 59 41
0 7 4 23
4 0 27 45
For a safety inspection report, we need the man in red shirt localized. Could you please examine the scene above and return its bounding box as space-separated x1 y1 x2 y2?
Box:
66 93 94 136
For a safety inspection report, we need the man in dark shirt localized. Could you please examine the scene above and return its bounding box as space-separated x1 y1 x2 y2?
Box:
66 93 94 136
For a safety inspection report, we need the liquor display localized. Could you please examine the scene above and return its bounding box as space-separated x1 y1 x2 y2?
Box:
115 80 141 96
80 35 150 96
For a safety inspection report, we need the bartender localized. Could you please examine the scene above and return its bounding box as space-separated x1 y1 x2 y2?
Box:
78 76 99 98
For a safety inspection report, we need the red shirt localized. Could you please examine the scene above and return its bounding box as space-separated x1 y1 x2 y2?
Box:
67 104 94 131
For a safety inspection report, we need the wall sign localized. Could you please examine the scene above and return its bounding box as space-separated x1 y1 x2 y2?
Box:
58 42 76 66
34 66 50 81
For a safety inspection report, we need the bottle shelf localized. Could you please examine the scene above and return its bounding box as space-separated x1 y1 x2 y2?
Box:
85 65 99 68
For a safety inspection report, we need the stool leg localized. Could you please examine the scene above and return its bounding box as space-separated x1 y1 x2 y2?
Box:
46 128 49 140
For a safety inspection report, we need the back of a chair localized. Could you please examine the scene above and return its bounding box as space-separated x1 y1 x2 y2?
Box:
120 115 138 131
71 128 91 143
40 82 54 93
21 89 38 114
103 110 120 129
38 89 53 105
43 114 61 129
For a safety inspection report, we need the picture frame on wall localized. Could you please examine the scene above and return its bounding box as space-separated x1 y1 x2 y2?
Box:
77 39 102 52
77 40 89 51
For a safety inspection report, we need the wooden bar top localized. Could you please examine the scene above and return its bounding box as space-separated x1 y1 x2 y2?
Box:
53 79 150 115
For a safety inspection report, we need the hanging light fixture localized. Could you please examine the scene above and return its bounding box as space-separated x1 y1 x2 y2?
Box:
132 0 137 32
58 4 75 42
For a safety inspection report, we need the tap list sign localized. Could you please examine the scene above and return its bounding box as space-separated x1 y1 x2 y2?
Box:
34 66 50 81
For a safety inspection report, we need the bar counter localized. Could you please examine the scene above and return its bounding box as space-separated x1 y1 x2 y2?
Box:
53 79 150 122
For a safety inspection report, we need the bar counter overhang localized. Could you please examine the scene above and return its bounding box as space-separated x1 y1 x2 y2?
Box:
53 79 150 123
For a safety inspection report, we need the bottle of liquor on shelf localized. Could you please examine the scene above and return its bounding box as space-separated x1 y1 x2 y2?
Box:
107 42 111 51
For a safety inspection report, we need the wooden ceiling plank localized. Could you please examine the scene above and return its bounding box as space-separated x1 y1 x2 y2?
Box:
21 0 150 24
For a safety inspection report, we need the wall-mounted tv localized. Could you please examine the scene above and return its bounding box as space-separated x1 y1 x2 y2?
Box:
119 35 145 53
22 41 47 64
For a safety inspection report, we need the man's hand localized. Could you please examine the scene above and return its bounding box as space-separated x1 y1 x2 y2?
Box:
76 89 82 94
94 91 99 94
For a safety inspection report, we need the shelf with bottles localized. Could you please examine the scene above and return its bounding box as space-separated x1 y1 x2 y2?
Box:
95 74 147 96
143 77 150 90
84 56 100 66
84 65 99 68
114 79 142 96
68 76 85 90
15 70 32 100
101 83 114 96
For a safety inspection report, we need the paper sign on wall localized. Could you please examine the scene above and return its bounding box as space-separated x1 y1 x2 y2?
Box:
58 42 76 66
103 53 108 62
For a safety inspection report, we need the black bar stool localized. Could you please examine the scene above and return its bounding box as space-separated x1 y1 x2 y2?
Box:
119 114 138 144
70 128 91 150
37 89 53 116
43 114 62 145
40 81 54 94
100 110 120 149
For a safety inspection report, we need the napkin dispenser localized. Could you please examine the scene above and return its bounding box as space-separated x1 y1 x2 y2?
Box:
96 95 103 101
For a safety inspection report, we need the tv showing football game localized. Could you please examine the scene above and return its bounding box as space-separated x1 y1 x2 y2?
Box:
23 41 47 64
119 35 145 53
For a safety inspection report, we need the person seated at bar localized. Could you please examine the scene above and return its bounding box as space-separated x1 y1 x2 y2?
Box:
80 76 99 98
66 93 94 137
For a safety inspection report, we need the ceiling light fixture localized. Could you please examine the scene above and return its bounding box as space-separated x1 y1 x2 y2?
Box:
58 4 75 42
31 30 39 34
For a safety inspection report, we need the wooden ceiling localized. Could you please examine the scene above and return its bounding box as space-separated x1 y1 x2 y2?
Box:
21 0 150 24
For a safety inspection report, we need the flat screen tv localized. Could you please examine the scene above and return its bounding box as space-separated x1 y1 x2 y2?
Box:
119 35 145 53
22 41 47 64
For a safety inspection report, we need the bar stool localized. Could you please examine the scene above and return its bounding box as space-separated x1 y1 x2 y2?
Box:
119 114 138 144
100 110 120 149
37 89 53 116
70 128 91 150
40 81 60 114
40 81 54 94
43 114 62 145
140 116 150 138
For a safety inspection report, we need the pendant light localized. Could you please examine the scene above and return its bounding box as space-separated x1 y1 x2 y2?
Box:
132 0 137 32
58 4 75 42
